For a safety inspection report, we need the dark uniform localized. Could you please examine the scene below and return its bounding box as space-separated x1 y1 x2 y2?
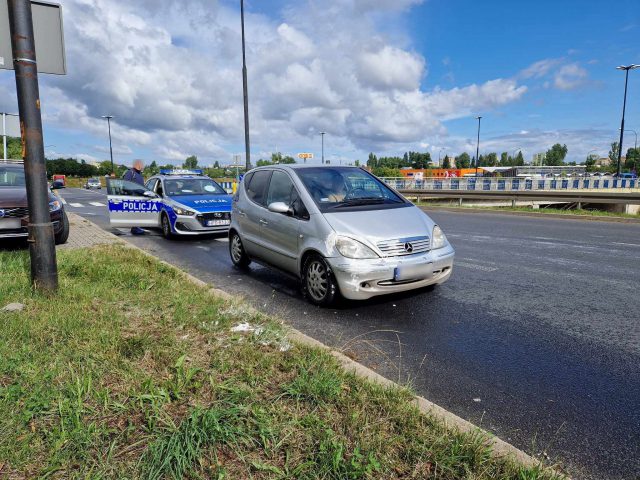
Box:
123 167 145 234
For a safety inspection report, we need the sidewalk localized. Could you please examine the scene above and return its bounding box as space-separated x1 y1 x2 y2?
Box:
57 212 124 250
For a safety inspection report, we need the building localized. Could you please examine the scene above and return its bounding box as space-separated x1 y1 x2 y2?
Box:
532 153 546 165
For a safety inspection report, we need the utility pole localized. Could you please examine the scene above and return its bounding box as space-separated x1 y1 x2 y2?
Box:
320 132 326 165
102 115 114 174
615 65 639 176
240 0 251 171
475 116 482 177
8 0 58 290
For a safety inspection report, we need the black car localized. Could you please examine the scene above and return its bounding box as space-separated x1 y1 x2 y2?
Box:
0 162 69 244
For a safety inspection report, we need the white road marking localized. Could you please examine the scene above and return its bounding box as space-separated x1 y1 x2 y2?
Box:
455 261 498 272
69 203 84 208
89 202 106 207
612 242 640 248
216 238 229 243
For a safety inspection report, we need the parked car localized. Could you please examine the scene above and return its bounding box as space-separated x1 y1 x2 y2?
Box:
0 162 69 244
229 165 455 306
84 177 102 189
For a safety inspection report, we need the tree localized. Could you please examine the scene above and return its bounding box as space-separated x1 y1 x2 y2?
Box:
183 155 198 169
213 160 220 168
544 144 568 166
146 160 159 176
367 153 378 168
442 156 451 169
3 136 22 160
625 147 639 172
354 159 360 167
371 166 401 177
608 142 620 165
514 151 525 166
455 152 471 169
500 152 509 166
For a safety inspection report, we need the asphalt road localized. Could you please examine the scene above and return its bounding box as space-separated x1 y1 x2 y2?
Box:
59 187 640 480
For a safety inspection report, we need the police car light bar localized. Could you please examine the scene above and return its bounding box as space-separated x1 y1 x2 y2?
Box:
159 168 204 175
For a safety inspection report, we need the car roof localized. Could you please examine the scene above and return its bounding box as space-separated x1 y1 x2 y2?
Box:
150 174 213 180
250 165 363 172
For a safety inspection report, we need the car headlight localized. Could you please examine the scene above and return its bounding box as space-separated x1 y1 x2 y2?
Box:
335 236 378 259
49 200 62 212
432 225 447 249
173 206 195 216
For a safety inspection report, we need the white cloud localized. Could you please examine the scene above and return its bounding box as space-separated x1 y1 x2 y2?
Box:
1 0 528 163
553 63 588 90
519 58 589 91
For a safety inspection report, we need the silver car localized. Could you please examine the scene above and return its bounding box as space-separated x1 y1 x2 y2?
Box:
229 165 455 306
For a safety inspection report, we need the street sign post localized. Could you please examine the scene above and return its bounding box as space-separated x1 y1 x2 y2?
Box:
297 152 313 163
4 0 66 291
1 0 66 74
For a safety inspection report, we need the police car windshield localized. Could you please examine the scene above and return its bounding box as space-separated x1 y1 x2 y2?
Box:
164 178 226 196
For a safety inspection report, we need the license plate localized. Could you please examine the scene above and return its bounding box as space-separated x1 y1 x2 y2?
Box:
394 262 432 281
206 219 230 226
0 218 21 230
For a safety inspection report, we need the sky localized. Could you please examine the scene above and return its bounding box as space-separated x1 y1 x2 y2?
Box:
0 0 639 166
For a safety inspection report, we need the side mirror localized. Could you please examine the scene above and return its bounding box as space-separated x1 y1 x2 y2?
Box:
268 201 292 215
143 190 158 198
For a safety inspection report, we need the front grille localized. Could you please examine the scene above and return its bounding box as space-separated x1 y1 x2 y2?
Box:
0 207 29 218
377 235 430 257
196 211 231 227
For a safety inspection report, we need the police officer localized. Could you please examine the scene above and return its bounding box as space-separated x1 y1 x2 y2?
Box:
123 159 146 235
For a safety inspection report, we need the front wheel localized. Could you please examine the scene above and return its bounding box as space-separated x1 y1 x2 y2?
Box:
229 231 251 268
161 213 174 239
54 212 70 245
302 254 339 306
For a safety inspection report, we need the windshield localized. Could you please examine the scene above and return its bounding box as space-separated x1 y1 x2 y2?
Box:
164 178 226 196
294 167 405 211
0 166 26 187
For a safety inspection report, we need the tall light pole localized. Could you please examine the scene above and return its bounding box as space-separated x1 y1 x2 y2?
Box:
621 128 637 151
475 116 482 177
101 115 114 175
240 0 251 170
320 132 326 165
615 65 639 176
439 147 445 167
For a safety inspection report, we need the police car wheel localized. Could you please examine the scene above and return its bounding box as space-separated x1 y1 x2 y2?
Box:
161 213 173 239
229 232 250 268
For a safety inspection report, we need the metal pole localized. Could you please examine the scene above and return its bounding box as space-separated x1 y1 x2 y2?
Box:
2 113 6 161
240 0 251 170
475 116 482 177
8 0 58 291
617 68 629 176
107 117 114 174
321 132 325 165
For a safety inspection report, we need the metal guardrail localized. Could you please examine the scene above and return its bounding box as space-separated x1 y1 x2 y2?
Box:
380 177 639 191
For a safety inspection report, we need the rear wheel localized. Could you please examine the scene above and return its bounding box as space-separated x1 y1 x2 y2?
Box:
229 231 251 268
161 213 174 239
303 254 338 306
54 212 70 245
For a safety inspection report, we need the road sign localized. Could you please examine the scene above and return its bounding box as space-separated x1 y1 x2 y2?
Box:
298 153 314 159
0 0 66 75
1 113 20 137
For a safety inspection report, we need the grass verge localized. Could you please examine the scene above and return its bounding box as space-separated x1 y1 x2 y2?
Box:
0 245 562 479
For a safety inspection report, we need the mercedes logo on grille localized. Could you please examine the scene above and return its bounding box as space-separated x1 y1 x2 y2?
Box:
0 209 5 218
404 242 414 253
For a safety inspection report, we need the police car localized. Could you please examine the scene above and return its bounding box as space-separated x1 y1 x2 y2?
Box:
106 169 232 238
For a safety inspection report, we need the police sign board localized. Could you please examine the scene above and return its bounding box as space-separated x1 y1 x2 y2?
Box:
0 0 66 75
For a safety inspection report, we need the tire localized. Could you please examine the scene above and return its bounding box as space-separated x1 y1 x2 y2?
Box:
229 231 251 268
161 212 174 239
302 254 339 306
54 212 70 245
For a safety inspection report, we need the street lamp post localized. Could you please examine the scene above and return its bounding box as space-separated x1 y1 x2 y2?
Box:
615 65 639 175
475 116 482 177
240 0 251 171
320 132 326 165
101 115 114 175
621 128 638 151
439 147 445 167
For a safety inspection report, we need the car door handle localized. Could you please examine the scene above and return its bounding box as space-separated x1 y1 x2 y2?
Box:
259 218 268 225
237 209 246 217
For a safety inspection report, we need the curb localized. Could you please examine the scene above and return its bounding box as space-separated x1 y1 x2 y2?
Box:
419 205 640 224
67 213 552 473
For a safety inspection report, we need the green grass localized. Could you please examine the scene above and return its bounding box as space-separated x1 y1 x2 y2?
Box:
417 201 640 218
0 245 564 479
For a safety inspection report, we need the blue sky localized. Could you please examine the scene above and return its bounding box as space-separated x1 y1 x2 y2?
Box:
1 0 638 166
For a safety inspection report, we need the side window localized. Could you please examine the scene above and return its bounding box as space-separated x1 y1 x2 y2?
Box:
266 171 294 206
155 180 164 197
107 179 148 196
245 170 271 206
291 188 310 220
145 179 157 192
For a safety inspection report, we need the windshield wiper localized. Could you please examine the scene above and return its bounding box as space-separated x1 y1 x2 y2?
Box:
332 197 387 208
